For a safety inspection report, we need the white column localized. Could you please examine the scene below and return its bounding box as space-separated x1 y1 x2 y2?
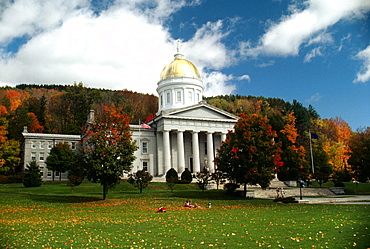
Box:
192 131 200 173
221 133 227 142
177 131 185 173
157 132 163 176
163 130 171 174
207 132 215 173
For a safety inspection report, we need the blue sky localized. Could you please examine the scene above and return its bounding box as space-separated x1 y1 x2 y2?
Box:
0 0 369 130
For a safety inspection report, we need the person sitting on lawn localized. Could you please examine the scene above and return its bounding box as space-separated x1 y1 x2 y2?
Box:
156 207 166 213
184 200 193 207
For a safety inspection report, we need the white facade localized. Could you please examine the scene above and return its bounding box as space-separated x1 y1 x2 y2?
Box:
22 127 81 181
21 52 239 180
131 101 238 176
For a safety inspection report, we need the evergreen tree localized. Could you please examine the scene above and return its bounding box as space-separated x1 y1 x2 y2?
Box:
180 168 192 184
23 160 42 187
165 168 178 192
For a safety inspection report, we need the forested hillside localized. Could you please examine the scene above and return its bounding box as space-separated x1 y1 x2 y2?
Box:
0 83 369 183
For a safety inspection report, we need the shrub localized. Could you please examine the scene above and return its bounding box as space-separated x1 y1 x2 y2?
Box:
334 181 345 187
23 160 42 187
224 183 239 193
165 168 178 192
180 169 192 184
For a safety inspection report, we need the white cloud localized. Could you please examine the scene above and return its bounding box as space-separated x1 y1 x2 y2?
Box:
306 92 323 103
0 0 236 96
354 45 370 83
202 71 237 97
242 0 370 57
183 20 235 70
304 46 324 62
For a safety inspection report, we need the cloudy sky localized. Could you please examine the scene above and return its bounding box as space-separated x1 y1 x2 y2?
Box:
0 0 369 130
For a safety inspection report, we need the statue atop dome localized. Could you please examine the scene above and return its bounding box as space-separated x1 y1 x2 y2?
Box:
176 39 182 54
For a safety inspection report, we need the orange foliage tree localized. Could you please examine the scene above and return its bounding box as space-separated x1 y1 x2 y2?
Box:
81 105 137 200
278 111 309 180
321 117 352 180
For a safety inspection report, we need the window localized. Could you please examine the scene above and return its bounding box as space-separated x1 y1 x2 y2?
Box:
188 91 193 102
48 141 53 149
142 142 148 154
40 167 44 174
31 152 36 161
143 161 148 171
47 170 52 177
71 142 76 150
39 152 44 161
205 141 207 155
166 92 171 103
31 141 36 149
176 91 182 102
160 95 163 106
197 93 200 103
40 141 45 149
55 172 60 177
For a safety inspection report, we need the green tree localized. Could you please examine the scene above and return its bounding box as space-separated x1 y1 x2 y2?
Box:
312 144 333 187
128 170 153 193
215 113 283 196
45 142 77 181
82 106 137 200
165 168 178 192
23 160 42 187
195 170 212 191
211 170 226 190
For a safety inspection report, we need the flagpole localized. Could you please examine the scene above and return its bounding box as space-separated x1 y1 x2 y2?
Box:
138 120 141 170
309 130 315 174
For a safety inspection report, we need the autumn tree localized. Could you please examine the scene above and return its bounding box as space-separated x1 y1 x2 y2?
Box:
0 115 21 177
278 111 309 180
215 113 283 196
349 127 370 182
128 170 153 193
45 142 78 181
82 106 137 200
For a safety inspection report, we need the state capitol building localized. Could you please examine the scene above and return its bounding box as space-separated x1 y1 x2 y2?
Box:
22 51 239 180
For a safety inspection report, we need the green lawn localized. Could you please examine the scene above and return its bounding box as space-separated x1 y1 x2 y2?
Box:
1 182 369 248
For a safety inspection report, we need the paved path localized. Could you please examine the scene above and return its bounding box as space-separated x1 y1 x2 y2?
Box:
297 195 370 204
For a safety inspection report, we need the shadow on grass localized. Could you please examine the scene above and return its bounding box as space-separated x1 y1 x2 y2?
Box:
24 194 102 203
168 190 244 200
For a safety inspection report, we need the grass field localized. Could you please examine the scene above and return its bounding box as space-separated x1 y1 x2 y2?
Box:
1 182 369 248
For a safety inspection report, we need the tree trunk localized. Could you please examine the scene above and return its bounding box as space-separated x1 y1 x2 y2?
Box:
244 183 247 197
102 183 108 200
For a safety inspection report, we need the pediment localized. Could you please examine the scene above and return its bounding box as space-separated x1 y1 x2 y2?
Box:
164 102 239 121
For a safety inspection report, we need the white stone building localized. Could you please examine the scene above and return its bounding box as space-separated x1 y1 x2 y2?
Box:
22 52 239 180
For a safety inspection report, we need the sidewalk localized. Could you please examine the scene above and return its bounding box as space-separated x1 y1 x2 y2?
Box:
297 195 370 204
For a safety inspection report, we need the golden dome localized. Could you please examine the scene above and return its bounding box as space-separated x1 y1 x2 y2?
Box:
160 54 201 81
